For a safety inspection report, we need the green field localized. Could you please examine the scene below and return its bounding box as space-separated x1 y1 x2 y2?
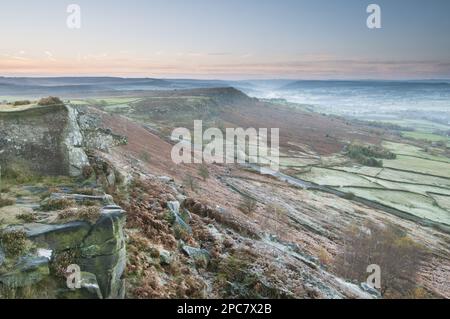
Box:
376 168 450 188
402 131 450 144
278 156 323 168
383 141 450 162
430 194 450 211
335 165 384 177
70 97 141 106
383 155 450 179
341 187 450 225
295 141 450 226
298 167 382 188
363 176 450 196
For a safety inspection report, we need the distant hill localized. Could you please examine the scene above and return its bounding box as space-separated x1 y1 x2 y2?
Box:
0 77 234 97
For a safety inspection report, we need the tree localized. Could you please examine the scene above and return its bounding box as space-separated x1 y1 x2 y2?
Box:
265 203 288 237
239 195 257 215
139 151 151 163
198 164 210 181
334 222 427 298
183 174 198 192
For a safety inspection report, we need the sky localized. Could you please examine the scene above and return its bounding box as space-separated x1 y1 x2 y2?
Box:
0 0 449 79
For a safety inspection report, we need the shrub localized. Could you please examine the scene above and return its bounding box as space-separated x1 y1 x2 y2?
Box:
183 174 198 192
164 210 176 225
58 206 100 223
238 195 257 215
1 163 37 185
334 222 427 298
0 230 29 258
0 185 11 193
173 224 190 241
139 151 151 163
0 197 14 208
77 207 101 223
409 287 431 299
81 200 101 207
50 250 80 278
41 198 76 212
198 165 210 181
13 100 31 106
264 204 288 237
215 250 261 298
16 212 38 223
343 192 356 200
73 188 96 196
81 165 94 180
318 248 332 266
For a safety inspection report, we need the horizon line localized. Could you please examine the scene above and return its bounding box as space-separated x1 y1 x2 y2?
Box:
1 75 450 82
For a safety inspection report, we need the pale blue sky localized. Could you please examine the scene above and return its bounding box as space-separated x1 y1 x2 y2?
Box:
1 0 449 79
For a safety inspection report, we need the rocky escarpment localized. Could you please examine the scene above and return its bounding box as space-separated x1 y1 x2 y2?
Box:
0 103 127 178
0 102 129 299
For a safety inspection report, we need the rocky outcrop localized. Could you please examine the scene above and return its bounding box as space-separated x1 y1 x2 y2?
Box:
63 106 90 176
75 106 127 152
0 104 89 177
0 204 126 299
0 103 127 178
0 102 129 299
0 104 72 176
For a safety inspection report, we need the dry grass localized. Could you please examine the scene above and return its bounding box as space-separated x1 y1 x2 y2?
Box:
0 197 14 208
40 198 76 212
0 230 31 258
57 206 101 223
16 212 38 223
238 195 257 215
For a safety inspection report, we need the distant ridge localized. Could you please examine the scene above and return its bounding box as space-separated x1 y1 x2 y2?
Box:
0 77 233 97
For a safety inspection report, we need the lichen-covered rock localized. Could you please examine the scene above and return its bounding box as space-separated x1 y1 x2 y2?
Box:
48 193 115 206
26 222 91 252
76 108 127 153
81 210 125 257
0 104 71 176
0 206 127 299
360 283 382 298
79 244 126 299
63 106 90 176
79 208 126 299
167 201 192 234
57 272 103 299
79 272 103 299
159 249 172 266
181 244 210 265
